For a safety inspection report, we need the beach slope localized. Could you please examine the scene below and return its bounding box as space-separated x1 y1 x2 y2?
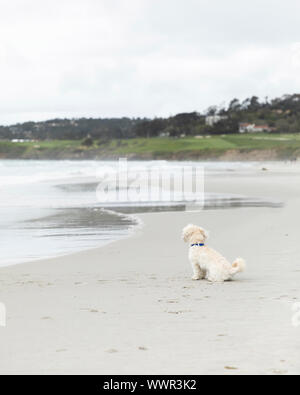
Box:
0 168 300 375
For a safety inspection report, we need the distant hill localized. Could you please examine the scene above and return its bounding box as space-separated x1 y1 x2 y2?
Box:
1 94 300 141
0 117 145 141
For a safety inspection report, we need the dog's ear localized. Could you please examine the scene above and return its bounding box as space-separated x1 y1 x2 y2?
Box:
200 228 209 241
182 224 196 243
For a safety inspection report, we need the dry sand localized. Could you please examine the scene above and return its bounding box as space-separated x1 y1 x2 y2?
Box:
0 164 300 375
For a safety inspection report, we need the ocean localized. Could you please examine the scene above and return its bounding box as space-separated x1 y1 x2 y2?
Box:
0 160 279 267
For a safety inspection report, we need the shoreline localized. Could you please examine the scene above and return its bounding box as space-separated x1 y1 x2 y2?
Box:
0 211 144 269
1 165 300 374
0 159 285 269
0 149 298 161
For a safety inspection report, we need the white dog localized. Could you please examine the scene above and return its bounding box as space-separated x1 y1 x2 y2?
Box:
182 224 246 282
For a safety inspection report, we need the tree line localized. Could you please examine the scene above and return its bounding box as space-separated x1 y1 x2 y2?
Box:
1 94 300 141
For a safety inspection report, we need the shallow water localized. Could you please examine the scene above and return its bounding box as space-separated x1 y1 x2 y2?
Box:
0 160 282 266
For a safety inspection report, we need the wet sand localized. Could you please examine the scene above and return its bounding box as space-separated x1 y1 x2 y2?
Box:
0 164 300 375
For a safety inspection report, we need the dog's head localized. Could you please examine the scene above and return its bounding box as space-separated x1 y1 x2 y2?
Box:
182 224 209 243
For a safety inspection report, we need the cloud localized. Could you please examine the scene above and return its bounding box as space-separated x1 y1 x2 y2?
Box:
0 0 300 124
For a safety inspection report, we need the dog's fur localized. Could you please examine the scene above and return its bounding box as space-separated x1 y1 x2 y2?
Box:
182 224 246 282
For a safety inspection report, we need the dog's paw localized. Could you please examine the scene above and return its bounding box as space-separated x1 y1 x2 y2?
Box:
192 275 201 281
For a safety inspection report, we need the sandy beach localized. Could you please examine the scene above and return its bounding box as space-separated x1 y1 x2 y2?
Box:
0 164 300 375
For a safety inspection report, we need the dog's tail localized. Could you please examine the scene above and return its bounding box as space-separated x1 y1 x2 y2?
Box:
230 258 246 276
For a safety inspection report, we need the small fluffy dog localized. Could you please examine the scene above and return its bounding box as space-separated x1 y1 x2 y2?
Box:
182 224 246 282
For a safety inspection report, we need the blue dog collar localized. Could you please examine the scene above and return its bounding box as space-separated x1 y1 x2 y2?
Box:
191 243 205 247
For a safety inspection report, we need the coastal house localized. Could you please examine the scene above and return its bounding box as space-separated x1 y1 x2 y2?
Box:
205 115 227 126
11 139 35 143
239 123 274 133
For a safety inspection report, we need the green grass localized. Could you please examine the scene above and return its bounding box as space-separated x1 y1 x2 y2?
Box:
1 133 300 159
103 137 234 153
98 134 300 158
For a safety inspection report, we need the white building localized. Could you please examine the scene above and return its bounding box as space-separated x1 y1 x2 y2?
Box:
205 115 227 127
239 123 273 133
11 139 34 143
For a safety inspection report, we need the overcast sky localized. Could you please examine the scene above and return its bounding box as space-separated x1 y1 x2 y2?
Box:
1 0 300 125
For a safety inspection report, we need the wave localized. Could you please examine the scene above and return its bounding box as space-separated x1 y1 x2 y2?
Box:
0 159 257 187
